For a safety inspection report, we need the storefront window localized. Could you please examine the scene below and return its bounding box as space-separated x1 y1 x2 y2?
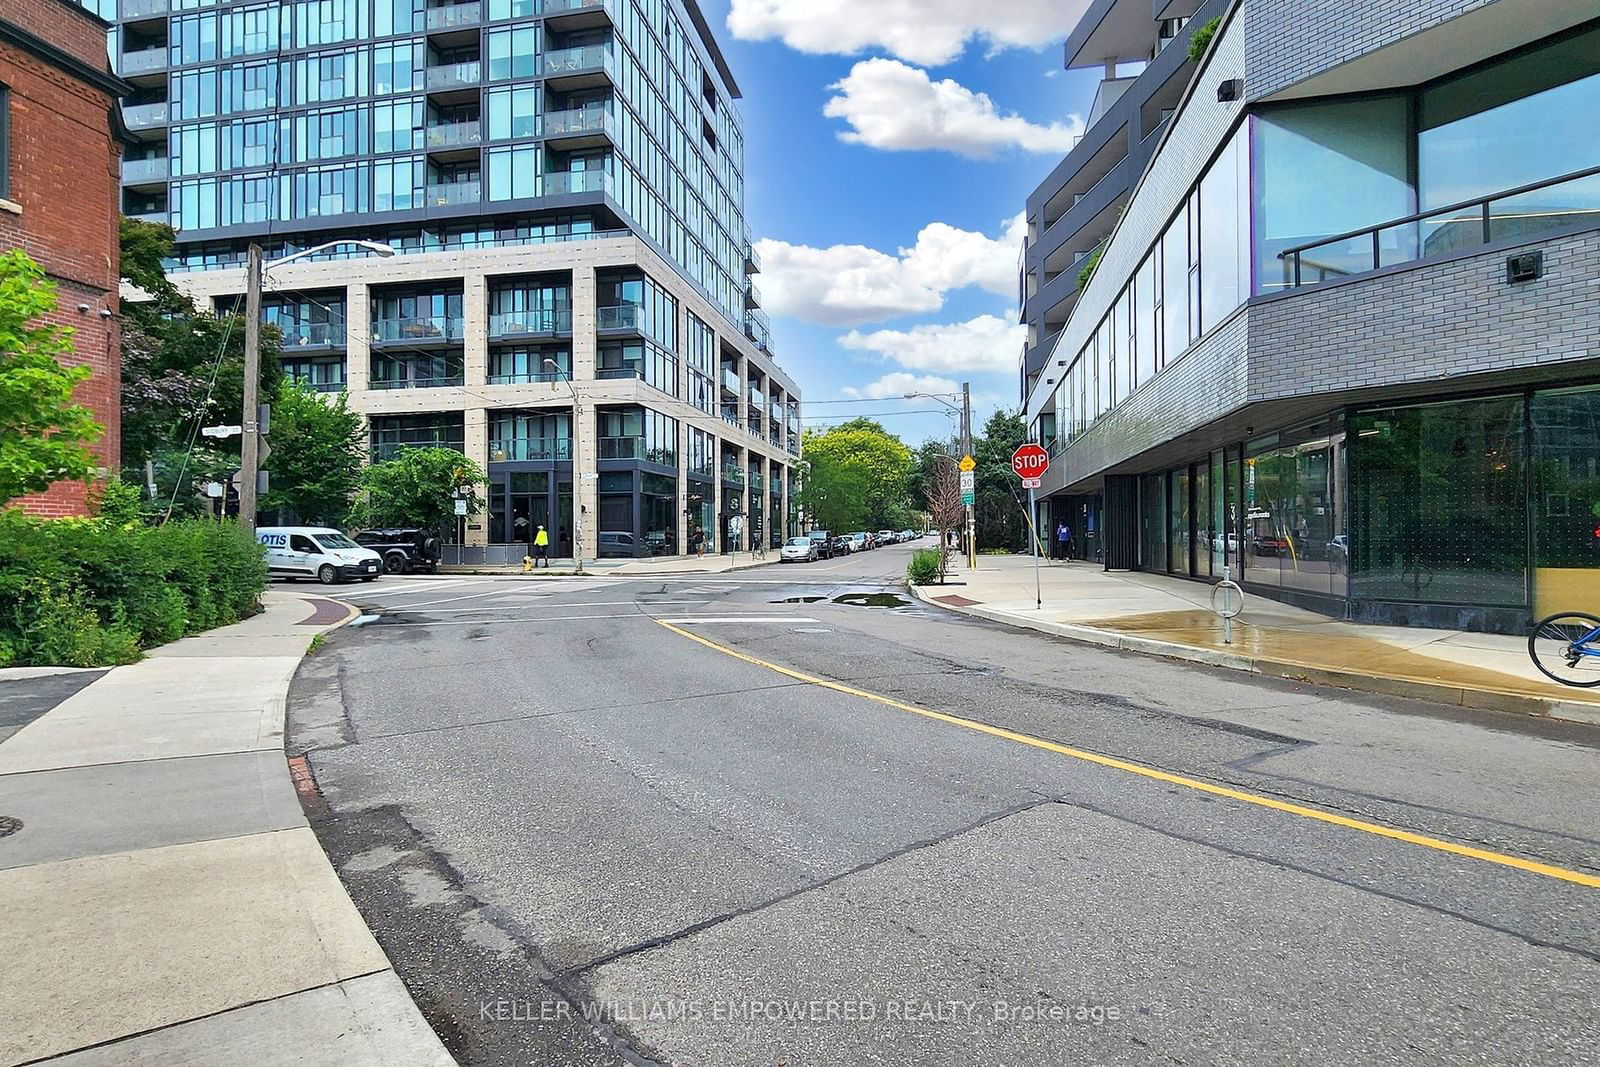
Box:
1194 460 1211 578
1530 384 1600 616
1140 472 1166 572
641 473 678 556
1170 467 1190 575
1244 427 1346 595
1349 396 1524 606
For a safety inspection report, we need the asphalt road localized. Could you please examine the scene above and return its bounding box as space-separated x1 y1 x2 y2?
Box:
287 543 1600 1067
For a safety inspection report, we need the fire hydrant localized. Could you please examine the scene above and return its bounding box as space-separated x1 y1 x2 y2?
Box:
522 555 535 574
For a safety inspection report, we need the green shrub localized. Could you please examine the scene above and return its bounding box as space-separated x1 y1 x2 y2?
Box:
1076 246 1104 291
1188 16 1221 62
0 509 266 667
907 549 942 586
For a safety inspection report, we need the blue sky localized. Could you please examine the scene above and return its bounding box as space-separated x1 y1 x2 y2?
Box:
696 0 1101 447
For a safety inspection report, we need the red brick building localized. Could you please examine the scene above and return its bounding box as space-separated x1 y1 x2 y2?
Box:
1 0 129 517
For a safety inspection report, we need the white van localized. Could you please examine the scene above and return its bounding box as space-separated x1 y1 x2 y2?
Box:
257 527 383 584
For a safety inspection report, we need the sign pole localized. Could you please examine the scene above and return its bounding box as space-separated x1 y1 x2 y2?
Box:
1028 484 1041 609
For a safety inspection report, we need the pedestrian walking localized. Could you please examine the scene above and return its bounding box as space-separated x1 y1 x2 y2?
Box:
533 524 550 567
692 526 706 559
1059 523 1074 561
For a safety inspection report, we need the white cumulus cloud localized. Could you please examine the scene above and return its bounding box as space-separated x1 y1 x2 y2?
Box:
756 215 1025 327
840 372 964 400
727 0 1090 66
825 59 1082 158
841 315 1027 376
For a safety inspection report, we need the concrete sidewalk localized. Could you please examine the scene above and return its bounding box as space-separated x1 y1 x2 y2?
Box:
0 593 454 1066
910 554 1600 726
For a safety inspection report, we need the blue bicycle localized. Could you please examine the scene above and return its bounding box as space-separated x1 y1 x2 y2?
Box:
1529 612 1600 687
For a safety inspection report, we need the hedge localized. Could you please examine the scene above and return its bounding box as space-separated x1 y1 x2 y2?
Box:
0 510 267 667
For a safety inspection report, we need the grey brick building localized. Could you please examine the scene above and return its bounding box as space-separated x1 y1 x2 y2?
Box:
91 0 796 562
1018 0 1600 632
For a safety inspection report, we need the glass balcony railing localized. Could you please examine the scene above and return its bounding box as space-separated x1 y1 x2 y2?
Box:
426 2 480 31
720 368 739 394
542 108 615 140
122 156 168 183
489 309 572 335
426 181 480 206
595 304 641 331
596 365 643 380
426 62 480 91
542 170 613 196
721 465 745 486
122 0 169 17
121 48 167 76
425 121 481 149
371 373 465 391
490 438 572 461
371 315 463 342
122 101 168 129
598 436 643 460
126 210 168 225
545 0 611 14
272 322 346 347
745 241 762 272
1277 164 1600 290
544 45 615 79
488 367 567 384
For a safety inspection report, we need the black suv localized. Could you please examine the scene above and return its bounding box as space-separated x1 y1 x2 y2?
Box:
353 528 443 574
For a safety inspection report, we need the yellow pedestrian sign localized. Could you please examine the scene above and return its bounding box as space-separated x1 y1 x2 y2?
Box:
958 455 975 472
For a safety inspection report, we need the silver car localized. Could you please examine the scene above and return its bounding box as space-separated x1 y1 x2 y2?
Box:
780 536 818 563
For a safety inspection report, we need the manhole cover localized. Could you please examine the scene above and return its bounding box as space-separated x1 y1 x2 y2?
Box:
0 816 22 838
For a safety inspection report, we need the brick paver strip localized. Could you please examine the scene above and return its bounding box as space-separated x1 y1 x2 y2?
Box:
934 594 981 607
298 598 351 626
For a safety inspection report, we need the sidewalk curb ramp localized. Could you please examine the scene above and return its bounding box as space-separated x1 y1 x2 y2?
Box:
907 584 1600 728
0 592 457 1067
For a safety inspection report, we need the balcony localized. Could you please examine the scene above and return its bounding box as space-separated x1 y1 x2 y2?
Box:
490 438 572 462
744 308 771 350
720 367 739 395
745 241 761 274
598 436 643 460
370 315 463 345
596 365 642 381
425 181 480 206
126 210 168 225
541 107 616 151
543 44 615 90
121 0 169 18
122 101 168 133
541 170 612 197
544 0 612 30
787 438 801 457
425 2 480 32
744 281 762 309
489 309 572 337
120 48 167 77
595 304 641 332
425 121 481 151
720 405 740 427
371 372 465 391
721 463 745 486
274 322 346 348
425 62 480 94
121 156 168 185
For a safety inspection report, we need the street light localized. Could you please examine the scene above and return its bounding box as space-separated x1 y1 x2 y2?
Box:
544 358 585 575
906 386 976 568
239 239 396 533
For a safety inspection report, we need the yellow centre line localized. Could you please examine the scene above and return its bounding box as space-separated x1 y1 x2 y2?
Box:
655 619 1600 890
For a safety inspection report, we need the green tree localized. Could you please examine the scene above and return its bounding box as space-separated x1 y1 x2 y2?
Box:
908 437 956 513
0 250 104 503
798 418 913 532
974 409 1030 552
263 381 364 525
118 218 282 485
353 448 485 533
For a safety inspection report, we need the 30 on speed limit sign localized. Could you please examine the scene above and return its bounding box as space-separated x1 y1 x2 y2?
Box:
1012 443 1049 488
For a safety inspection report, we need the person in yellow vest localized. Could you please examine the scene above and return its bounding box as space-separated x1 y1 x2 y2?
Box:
533 524 550 568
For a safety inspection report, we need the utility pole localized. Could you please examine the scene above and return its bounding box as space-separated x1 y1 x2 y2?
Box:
962 381 975 569
239 243 263 535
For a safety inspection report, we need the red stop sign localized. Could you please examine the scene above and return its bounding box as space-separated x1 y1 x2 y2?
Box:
1012 443 1050 479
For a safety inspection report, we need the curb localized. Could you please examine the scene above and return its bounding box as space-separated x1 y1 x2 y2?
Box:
907 585 1600 728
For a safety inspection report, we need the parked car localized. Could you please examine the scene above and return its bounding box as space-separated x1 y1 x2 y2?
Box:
599 531 649 557
830 535 854 557
781 536 819 563
900 529 916 542
849 532 869 552
876 529 896 546
808 529 834 558
352 527 442 574
259 527 382 584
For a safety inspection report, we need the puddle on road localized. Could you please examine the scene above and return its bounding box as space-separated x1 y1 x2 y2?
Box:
772 592 913 608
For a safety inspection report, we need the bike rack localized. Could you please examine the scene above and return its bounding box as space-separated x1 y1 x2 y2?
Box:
1211 566 1245 645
